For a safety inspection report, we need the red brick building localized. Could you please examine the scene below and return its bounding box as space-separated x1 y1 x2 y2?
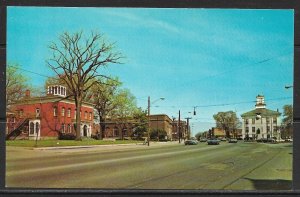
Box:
6 85 94 140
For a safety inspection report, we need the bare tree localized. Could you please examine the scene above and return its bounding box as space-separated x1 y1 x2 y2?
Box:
47 31 123 140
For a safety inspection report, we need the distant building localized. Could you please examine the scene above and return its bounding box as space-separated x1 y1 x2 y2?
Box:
241 95 281 140
6 85 94 140
208 127 226 138
149 114 173 140
95 114 174 140
172 120 187 141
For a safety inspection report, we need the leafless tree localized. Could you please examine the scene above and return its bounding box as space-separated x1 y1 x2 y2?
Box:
47 31 123 140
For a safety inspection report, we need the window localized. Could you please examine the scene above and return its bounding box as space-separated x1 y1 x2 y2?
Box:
74 109 77 119
61 107 65 117
273 117 277 124
266 117 270 124
245 119 249 124
267 126 270 133
35 122 40 135
54 86 57 94
252 127 255 133
53 107 57 117
67 124 71 133
19 109 24 117
61 124 65 133
245 127 249 133
251 118 255 124
84 111 88 119
274 126 277 132
89 112 92 120
36 108 40 117
30 122 34 135
67 108 71 117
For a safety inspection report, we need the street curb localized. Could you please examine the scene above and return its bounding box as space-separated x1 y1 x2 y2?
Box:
33 141 180 150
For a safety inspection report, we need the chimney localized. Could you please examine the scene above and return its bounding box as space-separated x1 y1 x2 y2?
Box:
25 89 30 98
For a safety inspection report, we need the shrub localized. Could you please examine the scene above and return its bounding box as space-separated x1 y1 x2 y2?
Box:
91 134 101 140
58 133 76 140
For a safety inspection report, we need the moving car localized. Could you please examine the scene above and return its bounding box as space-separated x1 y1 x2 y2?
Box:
184 140 198 145
207 139 220 145
228 138 238 143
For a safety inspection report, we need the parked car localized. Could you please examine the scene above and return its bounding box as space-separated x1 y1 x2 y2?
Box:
199 138 207 142
228 138 238 143
185 140 198 145
257 138 276 143
220 138 227 142
207 139 220 145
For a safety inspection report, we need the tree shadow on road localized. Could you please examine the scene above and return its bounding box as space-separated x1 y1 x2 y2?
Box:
244 178 292 190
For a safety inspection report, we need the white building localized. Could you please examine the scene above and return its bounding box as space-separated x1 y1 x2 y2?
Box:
241 95 281 140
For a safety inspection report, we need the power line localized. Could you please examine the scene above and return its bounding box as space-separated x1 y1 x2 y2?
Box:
9 65 54 79
153 96 292 109
177 51 293 86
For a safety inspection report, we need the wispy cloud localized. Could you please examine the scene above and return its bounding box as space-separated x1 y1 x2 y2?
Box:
103 10 180 34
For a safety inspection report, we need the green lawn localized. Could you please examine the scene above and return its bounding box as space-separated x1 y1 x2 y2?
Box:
6 139 143 147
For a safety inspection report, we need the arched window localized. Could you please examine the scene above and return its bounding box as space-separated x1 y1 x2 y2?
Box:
36 108 40 117
89 112 92 120
61 107 65 117
67 124 71 133
61 124 65 133
53 107 57 117
35 122 40 135
30 122 35 135
67 108 71 117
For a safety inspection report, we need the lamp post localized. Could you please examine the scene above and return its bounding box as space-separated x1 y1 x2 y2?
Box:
147 96 164 146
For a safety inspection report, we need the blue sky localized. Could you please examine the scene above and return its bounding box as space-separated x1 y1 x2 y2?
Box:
7 7 294 135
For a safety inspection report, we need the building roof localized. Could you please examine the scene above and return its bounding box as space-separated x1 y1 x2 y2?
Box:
10 95 94 108
241 108 281 118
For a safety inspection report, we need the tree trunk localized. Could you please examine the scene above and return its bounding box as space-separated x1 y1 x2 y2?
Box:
99 115 105 140
75 98 82 141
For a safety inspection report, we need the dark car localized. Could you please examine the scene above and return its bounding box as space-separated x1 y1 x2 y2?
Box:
207 139 220 145
228 138 238 143
199 138 207 142
185 140 198 145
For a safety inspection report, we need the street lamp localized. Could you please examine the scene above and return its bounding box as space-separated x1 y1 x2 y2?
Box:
147 96 165 146
285 85 293 89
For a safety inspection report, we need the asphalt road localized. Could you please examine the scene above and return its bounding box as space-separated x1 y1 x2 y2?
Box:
6 141 292 190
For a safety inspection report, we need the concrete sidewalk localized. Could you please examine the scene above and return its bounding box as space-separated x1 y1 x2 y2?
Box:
33 140 181 152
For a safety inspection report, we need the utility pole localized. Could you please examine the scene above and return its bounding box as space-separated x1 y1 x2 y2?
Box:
185 117 192 140
178 110 181 143
147 96 150 146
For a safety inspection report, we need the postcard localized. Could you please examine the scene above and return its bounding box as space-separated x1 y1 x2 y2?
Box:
5 7 293 190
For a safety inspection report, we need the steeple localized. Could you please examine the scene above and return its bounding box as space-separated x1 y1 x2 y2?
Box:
255 94 266 109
